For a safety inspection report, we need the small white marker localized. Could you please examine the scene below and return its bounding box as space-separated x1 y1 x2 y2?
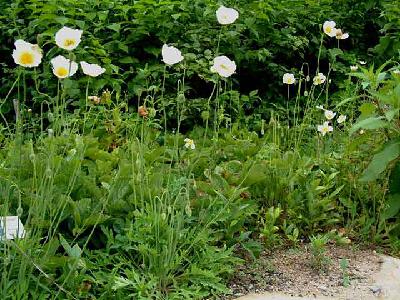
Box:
0 216 25 240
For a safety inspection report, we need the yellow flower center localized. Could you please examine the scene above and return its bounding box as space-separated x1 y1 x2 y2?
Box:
326 26 332 33
220 64 232 72
63 39 76 47
19 52 34 65
56 67 68 78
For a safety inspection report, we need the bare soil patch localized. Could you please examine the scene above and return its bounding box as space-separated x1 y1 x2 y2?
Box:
222 244 382 299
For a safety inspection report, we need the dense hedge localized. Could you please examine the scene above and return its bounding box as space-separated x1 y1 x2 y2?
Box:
0 0 398 128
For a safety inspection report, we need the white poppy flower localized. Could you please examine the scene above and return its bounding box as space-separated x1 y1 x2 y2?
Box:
337 115 347 124
335 29 349 40
88 96 101 104
316 105 325 110
393 69 400 76
55 26 83 51
323 21 337 37
161 44 184 66
50 55 78 79
324 110 336 120
80 61 106 77
12 40 43 68
313 73 326 85
350 65 358 71
283 73 295 85
317 121 333 136
184 138 195 150
359 61 366 65
216 6 239 25
211 55 236 78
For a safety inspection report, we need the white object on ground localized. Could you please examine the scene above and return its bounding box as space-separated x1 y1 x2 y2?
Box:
0 216 25 240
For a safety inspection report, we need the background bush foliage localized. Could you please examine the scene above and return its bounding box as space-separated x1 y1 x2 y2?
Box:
0 0 398 130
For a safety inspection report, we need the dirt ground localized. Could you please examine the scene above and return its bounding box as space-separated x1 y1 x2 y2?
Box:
221 244 383 299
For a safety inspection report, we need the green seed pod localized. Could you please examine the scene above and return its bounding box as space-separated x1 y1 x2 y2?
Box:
201 111 210 120
16 207 23 216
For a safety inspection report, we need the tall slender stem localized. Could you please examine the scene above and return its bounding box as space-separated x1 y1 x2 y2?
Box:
83 77 90 132
316 33 324 74
161 66 167 136
203 81 217 146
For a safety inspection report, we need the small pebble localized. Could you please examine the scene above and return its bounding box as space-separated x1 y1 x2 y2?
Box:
369 286 382 294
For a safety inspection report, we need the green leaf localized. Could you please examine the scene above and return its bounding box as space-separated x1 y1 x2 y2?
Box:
377 72 387 83
382 194 400 220
328 48 343 60
119 57 137 64
107 23 120 32
360 141 400 182
389 162 400 194
359 103 376 118
335 96 360 108
243 165 267 185
385 109 399 121
241 239 262 260
349 117 388 135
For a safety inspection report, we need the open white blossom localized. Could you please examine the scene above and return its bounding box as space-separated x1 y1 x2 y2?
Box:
316 105 325 110
161 44 184 66
216 6 239 25
80 61 106 77
350 65 358 71
313 73 326 85
283 73 295 85
50 55 78 79
184 138 195 150
359 61 366 65
323 21 337 37
12 40 42 68
335 29 349 40
211 55 236 78
337 115 347 124
55 26 83 51
324 110 336 120
317 121 333 136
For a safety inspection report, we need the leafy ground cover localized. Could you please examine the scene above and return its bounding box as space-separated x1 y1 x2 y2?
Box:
0 0 399 299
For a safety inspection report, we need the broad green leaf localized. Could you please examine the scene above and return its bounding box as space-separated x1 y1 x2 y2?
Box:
360 141 400 182
382 194 400 220
243 165 267 186
377 72 387 83
107 23 120 32
328 48 343 59
349 117 388 135
359 102 376 118
385 109 399 121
